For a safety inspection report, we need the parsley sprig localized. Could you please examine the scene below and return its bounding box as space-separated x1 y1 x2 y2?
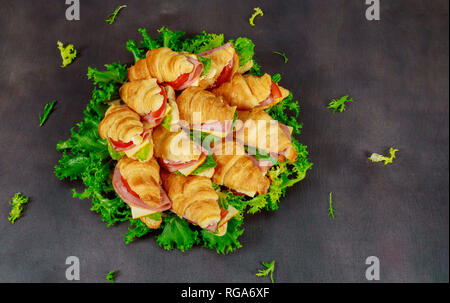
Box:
8 193 29 224
273 51 288 63
106 270 116 283
249 7 264 26
106 5 127 24
369 147 399 165
39 101 56 126
57 41 77 68
256 260 275 283
328 95 353 113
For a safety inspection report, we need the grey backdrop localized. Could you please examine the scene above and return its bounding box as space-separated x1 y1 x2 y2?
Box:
0 0 448 282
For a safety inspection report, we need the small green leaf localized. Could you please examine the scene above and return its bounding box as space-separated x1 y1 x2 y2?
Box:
39 101 56 127
272 51 288 63
369 147 399 165
106 270 116 283
8 193 29 224
256 260 275 283
57 41 77 67
327 95 353 113
249 7 264 26
106 5 127 24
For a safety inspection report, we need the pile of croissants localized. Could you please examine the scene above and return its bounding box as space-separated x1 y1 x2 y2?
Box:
98 43 298 236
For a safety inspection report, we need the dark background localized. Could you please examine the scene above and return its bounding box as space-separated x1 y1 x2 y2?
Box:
0 0 448 283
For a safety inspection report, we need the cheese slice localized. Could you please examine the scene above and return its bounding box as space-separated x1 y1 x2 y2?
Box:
218 205 239 228
131 206 159 219
177 155 207 176
124 137 153 159
194 167 215 178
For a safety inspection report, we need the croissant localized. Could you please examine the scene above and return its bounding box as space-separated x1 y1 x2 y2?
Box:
161 170 221 231
198 42 239 89
213 73 290 110
153 125 202 163
127 47 203 90
119 78 165 115
235 109 297 162
99 105 143 144
176 87 236 137
212 140 270 196
115 157 162 208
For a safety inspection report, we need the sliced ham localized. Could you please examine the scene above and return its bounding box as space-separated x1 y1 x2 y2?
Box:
197 42 233 57
195 120 233 136
176 57 203 90
112 166 171 211
257 95 274 107
162 152 207 173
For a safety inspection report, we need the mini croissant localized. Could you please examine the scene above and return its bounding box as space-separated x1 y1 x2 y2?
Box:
127 47 203 90
153 125 202 163
98 105 144 144
116 157 162 208
236 109 297 162
176 87 236 136
119 78 165 116
213 73 290 110
161 171 221 231
212 140 270 196
198 42 239 89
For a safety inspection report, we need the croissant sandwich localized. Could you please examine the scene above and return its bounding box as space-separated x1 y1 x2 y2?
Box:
235 109 297 170
119 78 173 129
112 157 171 228
197 42 239 89
161 171 238 235
213 73 290 110
153 126 214 177
127 47 203 90
212 140 270 197
98 105 153 162
177 87 237 137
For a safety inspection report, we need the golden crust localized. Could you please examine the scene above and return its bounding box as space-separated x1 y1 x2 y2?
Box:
98 105 143 143
117 157 161 207
127 47 194 83
213 73 290 110
176 87 236 125
119 79 164 116
152 126 201 163
198 45 238 89
236 109 295 158
161 171 220 229
212 140 270 195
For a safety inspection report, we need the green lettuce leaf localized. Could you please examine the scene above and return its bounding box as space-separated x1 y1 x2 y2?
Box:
191 155 217 175
200 218 244 254
156 214 199 252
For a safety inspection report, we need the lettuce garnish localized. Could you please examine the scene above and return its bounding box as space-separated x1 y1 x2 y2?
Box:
55 27 312 253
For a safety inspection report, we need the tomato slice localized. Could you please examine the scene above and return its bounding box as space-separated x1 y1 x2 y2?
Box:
167 73 190 89
214 63 233 87
220 208 229 219
271 81 282 100
149 88 167 118
231 189 246 196
109 138 134 149
121 176 141 199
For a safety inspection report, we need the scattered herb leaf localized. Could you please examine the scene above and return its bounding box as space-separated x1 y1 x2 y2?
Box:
39 101 56 127
329 192 335 219
249 7 264 27
273 51 288 63
57 41 77 68
106 270 116 283
256 260 275 283
327 95 353 113
8 193 29 224
106 5 127 24
369 147 399 165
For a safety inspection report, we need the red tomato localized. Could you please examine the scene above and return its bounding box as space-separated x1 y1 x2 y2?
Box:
214 63 233 87
121 176 141 199
231 189 246 196
167 73 190 89
271 81 282 99
149 88 167 118
220 208 229 219
109 138 134 149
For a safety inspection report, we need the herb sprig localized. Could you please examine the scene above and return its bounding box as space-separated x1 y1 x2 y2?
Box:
328 95 353 113
249 7 264 26
256 260 275 283
106 5 127 24
39 101 56 126
8 193 29 224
